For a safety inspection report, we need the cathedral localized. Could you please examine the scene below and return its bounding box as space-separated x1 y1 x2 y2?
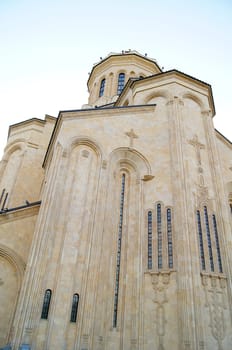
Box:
0 50 232 350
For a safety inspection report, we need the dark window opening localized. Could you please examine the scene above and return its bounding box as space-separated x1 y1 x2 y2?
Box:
117 73 125 95
41 289 52 319
70 293 79 323
99 78 105 97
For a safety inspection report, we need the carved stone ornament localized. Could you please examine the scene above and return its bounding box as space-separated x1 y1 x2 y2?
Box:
125 129 138 148
196 184 209 207
96 336 104 350
62 149 68 158
142 175 155 181
82 149 89 158
166 96 184 106
81 334 89 349
201 274 227 350
102 160 107 169
188 134 205 166
151 272 171 350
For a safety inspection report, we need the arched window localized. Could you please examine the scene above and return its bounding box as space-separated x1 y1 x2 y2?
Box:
99 78 105 97
147 211 153 269
196 210 206 270
113 173 125 328
41 289 52 319
157 203 162 269
117 73 125 95
70 293 79 322
204 206 214 272
212 215 223 273
167 208 173 269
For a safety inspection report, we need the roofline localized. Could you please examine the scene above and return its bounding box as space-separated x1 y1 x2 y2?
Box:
57 103 156 116
7 115 56 139
215 128 232 146
116 69 215 115
87 52 162 87
8 118 45 138
42 104 157 168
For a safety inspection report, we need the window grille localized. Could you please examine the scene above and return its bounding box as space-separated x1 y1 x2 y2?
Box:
212 215 223 273
157 203 162 269
204 206 214 272
117 73 125 95
41 289 52 319
167 208 173 269
113 173 125 328
148 211 152 269
197 210 206 270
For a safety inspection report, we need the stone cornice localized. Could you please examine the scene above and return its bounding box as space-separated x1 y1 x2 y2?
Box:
42 104 156 169
8 116 56 139
8 118 45 137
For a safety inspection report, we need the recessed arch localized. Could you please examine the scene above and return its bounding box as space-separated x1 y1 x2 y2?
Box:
0 244 25 286
145 90 171 104
182 92 206 111
0 141 26 200
0 244 26 345
65 136 104 160
2 139 26 162
109 147 152 176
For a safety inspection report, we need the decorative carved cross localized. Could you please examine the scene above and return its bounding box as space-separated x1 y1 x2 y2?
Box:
125 129 138 148
188 135 205 165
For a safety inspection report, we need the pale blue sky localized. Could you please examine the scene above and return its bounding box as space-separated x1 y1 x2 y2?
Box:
0 0 231 157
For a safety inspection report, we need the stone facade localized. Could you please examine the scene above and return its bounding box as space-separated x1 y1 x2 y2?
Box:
0 51 232 350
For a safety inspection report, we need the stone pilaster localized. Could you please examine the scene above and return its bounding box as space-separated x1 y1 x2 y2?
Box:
202 110 232 324
166 96 197 349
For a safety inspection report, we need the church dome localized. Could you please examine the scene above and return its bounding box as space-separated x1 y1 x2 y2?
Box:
87 50 162 107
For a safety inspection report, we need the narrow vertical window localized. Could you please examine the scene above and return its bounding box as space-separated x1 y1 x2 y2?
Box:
229 194 232 214
204 206 214 272
99 78 105 97
117 73 125 95
148 211 153 269
41 289 52 319
0 188 6 207
197 210 206 270
157 203 162 269
70 293 79 323
113 173 125 328
1 191 8 210
212 215 223 273
167 208 173 269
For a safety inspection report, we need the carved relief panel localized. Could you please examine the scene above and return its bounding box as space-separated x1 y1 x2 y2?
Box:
201 274 231 350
